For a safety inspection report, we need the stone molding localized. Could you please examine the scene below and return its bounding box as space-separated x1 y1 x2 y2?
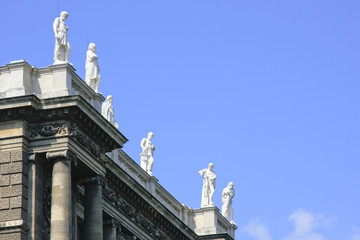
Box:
111 149 194 226
155 188 181 216
115 150 147 187
105 171 197 240
0 95 127 152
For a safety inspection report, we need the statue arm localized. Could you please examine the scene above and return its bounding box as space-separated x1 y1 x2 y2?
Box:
221 189 226 203
87 50 98 61
198 168 206 176
53 18 59 38
140 138 146 149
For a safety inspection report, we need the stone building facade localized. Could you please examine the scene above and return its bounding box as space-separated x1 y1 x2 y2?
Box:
0 60 237 239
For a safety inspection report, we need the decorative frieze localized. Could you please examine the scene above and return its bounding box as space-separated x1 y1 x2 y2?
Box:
103 187 168 240
29 123 68 138
69 128 104 160
29 122 109 163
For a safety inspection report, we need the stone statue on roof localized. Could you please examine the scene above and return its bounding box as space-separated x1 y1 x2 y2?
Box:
102 95 119 129
199 163 216 207
85 43 101 93
53 11 71 64
140 132 155 175
222 182 235 224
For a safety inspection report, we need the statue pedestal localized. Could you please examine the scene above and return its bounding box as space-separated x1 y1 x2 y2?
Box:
193 206 237 240
0 60 105 112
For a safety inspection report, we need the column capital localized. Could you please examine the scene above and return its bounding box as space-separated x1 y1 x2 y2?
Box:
46 150 77 164
78 175 107 188
104 219 120 228
27 152 40 163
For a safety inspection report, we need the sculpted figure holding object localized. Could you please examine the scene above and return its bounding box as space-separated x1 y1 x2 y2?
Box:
85 43 101 93
53 11 71 64
222 182 235 224
140 132 155 175
199 163 216 207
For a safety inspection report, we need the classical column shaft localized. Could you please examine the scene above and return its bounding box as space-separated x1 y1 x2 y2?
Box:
50 158 72 240
27 153 43 240
103 220 117 240
83 179 103 240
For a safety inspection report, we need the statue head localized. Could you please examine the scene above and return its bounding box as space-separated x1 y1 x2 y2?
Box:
147 132 154 139
88 43 96 52
106 95 113 104
228 182 234 188
208 163 214 170
60 11 69 21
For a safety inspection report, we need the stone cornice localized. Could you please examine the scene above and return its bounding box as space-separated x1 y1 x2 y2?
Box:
197 233 234 240
47 62 76 72
0 94 128 152
105 169 197 240
5 60 33 73
0 94 41 110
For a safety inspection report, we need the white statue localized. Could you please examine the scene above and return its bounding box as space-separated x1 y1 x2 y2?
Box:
85 43 101 93
102 95 119 129
199 163 216 207
222 182 235 224
140 132 155 175
53 11 71 64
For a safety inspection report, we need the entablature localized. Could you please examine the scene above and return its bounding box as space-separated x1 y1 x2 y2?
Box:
0 94 127 153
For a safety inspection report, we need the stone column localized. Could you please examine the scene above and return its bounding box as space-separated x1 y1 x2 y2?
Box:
103 219 118 240
80 176 105 240
27 153 43 240
47 150 75 240
72 183 78 240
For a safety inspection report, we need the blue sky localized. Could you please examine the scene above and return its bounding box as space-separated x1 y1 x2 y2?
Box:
1 1 359 239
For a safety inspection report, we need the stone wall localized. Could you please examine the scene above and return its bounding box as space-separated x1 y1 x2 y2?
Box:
0 150 27 240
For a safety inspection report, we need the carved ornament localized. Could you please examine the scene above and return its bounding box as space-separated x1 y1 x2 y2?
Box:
29 123 68 138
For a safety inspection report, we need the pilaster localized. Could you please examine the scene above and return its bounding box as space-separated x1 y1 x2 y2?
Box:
27 153 43 240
